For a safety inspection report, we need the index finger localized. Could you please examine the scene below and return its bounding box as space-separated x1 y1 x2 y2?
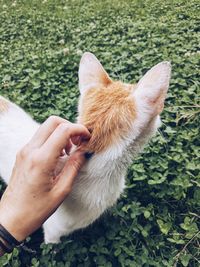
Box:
29 116 68 148
40 122 90 160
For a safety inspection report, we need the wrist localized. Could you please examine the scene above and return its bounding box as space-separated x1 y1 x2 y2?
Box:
0 205 28 242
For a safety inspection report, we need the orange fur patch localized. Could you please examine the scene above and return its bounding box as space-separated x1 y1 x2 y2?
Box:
79 81 136 153
0 97 9 113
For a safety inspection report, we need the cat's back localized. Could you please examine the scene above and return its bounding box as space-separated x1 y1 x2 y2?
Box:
0 96 39 182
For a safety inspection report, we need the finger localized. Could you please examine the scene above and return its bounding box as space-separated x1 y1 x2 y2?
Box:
40 123 90 160
71 136 82 146
30 116 68 148
65 139 73 155
70 135 89 146
60 149 66 157
52 150 86 200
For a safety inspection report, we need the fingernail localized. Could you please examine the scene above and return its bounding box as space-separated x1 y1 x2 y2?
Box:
72 136 81 146
84 152 94 159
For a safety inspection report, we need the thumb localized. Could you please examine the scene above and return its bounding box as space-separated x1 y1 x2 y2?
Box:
53 150 86 200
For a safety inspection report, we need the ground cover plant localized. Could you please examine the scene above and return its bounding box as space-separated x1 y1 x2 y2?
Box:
0 0 199 266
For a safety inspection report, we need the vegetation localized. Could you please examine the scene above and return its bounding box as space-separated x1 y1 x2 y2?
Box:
0 0 199 266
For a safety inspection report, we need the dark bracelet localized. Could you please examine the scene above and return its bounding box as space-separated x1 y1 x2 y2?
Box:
0 238 13 253
0 224 22 253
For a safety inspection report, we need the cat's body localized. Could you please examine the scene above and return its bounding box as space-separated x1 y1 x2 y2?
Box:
0 53 171 243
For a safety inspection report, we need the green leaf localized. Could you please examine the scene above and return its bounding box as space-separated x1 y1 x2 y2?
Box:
144 210 151 219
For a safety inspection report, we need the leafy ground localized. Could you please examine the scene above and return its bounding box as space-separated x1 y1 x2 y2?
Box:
0 0 199 266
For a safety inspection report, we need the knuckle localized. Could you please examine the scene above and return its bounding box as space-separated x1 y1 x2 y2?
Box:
16 145 30 160
48 115 59 124
74 123 83 130
74 123 90 135
31 152 41 165
48 116 70 126
74 123 84 129
58 122 71 133
28 151 42 168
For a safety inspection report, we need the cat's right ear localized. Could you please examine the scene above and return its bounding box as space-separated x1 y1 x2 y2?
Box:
78 52 111 94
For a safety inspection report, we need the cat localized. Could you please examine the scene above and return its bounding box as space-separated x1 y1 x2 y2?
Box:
0 52 171 243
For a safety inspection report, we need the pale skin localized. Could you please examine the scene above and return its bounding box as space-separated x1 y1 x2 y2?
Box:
0 116 91 255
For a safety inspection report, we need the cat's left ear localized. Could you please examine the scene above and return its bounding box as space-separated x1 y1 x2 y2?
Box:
79 52 112 94
133 61 171 114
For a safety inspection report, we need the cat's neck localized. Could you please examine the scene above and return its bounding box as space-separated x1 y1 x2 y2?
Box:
83 114 160 179
82 141 132 180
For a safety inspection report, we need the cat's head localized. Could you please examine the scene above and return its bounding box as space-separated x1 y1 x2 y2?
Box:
77 52 171 154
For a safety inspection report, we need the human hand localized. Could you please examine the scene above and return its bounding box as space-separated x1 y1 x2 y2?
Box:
0 116 90 242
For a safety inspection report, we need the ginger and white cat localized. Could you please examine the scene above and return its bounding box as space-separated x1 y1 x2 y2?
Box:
0 52 171 243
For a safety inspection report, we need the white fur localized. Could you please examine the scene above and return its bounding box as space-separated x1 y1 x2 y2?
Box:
78 52 111 94
0 97 39 182
0 54 171 243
